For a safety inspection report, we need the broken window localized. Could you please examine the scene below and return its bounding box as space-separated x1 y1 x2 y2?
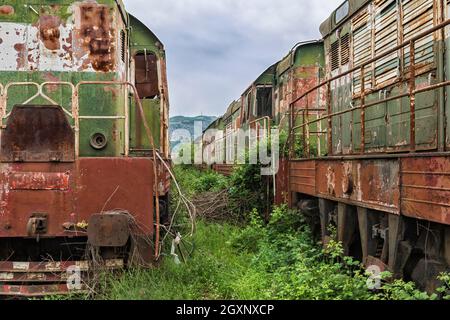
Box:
256 87 273 118
134 52 159 99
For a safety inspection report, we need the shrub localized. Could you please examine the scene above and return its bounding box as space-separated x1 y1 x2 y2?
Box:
192 171 228 193
229 164 266 219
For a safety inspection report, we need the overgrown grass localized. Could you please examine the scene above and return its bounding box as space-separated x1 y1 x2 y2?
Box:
94 166 450 300
101 203 448 300
101 221 266 300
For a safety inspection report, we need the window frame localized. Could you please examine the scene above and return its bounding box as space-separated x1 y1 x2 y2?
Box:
335 1 350 24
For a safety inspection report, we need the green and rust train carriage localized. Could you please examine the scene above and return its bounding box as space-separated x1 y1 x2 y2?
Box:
0 0 170 296
290 0 450 291
203 40 325 201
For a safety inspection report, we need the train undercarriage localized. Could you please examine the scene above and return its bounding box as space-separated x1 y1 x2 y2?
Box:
289 155 450 293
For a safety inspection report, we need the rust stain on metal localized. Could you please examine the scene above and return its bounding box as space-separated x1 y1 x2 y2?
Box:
103 86 119 97
75 3 115 72
293 66 325 112
312 159 400 214
42 73 61 93
14 43 27 70
8 172 70 191
0 5 14 16
39 15 62 51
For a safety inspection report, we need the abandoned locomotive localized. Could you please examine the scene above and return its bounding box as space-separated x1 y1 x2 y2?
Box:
0 0 170 296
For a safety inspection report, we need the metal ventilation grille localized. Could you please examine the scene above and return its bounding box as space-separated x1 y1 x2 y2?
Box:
374 0 399 86
331 40 340 71
340 33 350 65
352 8 373 94
403 0 435 68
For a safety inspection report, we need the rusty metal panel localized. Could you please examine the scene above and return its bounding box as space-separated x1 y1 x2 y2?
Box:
289 160 316 196
0 105 75 163
8 172 69 191
0 158 155 238
275 158 289 205
0 162 75 238
401 156 450 225
316 159 400 213
212 164 234 177
0 260 91 273
0 283 87 297
77 158 155 236
293 66 325 112
135 53 159 98
0 259 122 296
87 213 130 247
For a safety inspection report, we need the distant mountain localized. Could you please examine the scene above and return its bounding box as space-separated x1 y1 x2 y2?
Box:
169 115 217 149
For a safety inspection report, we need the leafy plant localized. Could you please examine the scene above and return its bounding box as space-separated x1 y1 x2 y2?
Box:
436 272 450 300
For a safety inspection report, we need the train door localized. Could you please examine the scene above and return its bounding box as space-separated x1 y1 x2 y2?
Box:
129 51 161 153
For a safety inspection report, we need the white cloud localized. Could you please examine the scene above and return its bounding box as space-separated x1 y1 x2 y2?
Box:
123 0 343 116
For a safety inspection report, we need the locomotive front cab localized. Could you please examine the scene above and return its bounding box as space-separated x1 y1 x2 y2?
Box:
0 1 170 296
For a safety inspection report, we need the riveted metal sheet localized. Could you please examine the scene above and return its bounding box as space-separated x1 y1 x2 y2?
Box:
289 160 316 196
401 156 450 225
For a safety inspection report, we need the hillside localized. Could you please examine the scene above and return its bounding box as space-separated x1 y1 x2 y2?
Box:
169 115 217 149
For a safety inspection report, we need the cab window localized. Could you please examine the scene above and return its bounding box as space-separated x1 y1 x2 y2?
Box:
134 52 159 99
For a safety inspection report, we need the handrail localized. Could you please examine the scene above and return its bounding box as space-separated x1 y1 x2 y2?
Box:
289 18 450 109
0 80 152 159
288 17 450 160
0 79 163 258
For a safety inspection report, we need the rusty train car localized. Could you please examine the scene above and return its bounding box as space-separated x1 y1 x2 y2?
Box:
205 0 450 291
289 0 450 292
0 0 170 296
203 41 324 183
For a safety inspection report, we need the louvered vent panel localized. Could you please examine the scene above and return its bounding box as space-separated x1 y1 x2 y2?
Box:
403 0 435 68
374 0 399 86
352 8 373 94
341 33 350 65
331 40 340 71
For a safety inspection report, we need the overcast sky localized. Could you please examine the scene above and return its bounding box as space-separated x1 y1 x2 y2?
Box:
124 0 343 117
